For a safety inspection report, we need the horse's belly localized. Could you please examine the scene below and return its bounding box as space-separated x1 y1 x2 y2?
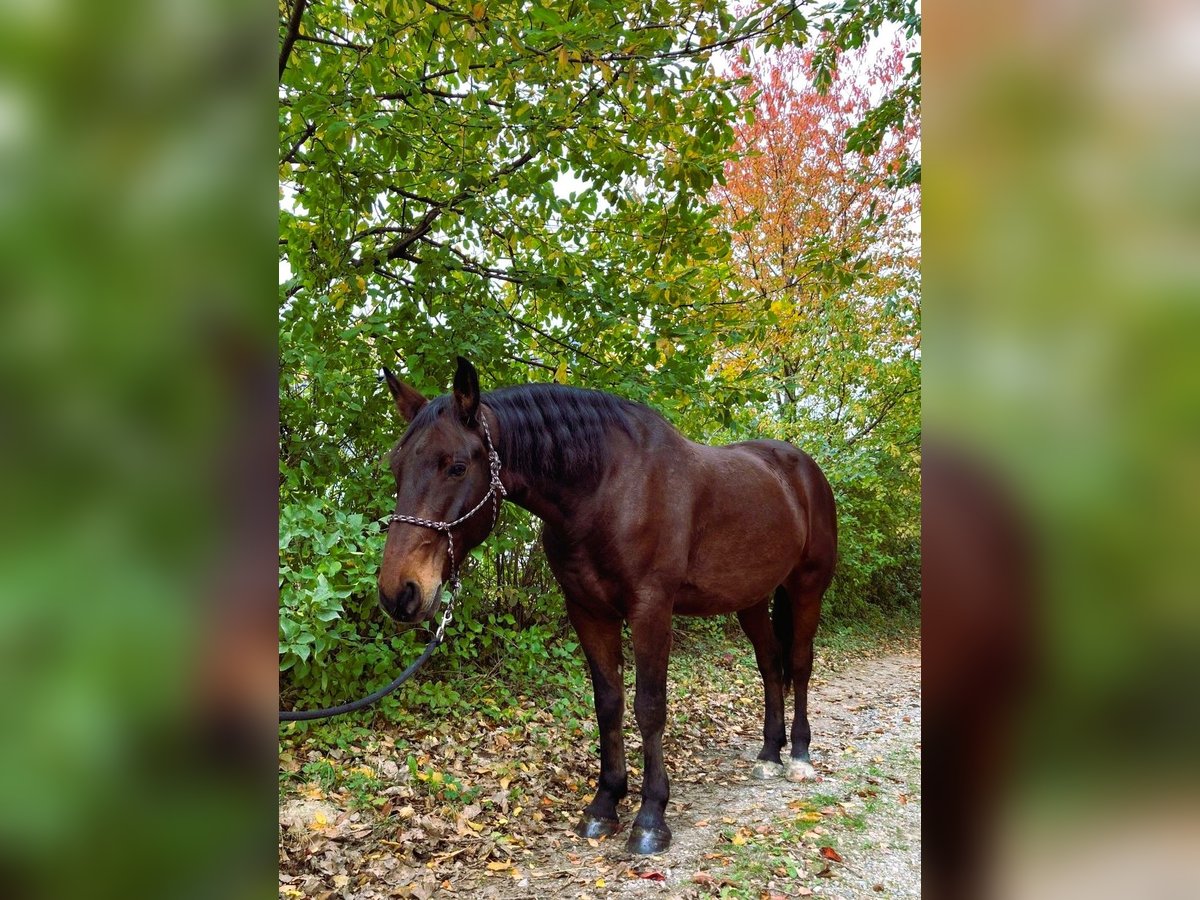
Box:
672 523 799 615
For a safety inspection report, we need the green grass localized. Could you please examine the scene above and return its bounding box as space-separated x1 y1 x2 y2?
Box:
705 801 845 899
279 614 916 803
693 770 907 896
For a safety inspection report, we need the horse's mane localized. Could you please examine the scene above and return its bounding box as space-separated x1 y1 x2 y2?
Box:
487 383 646 482
407 383 646 483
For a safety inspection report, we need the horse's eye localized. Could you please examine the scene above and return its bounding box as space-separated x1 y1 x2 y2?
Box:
448 462 467 478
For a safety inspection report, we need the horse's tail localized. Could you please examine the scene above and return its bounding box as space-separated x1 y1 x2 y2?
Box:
773 585 794 694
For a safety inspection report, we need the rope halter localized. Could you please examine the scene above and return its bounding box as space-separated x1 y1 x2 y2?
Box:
384 414 506 640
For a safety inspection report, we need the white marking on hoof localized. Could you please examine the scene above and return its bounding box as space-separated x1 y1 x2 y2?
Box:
786 760 816 783
751 760 785 780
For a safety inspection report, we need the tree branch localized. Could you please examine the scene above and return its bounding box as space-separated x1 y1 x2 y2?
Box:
295 32 368 52
281 120 317 164
846 386 918 447
279 0 309 82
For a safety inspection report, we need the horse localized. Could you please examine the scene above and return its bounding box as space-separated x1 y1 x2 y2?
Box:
377 356 838 855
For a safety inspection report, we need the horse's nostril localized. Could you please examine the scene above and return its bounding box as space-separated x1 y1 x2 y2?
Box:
400 581 420 616
378 585 397 617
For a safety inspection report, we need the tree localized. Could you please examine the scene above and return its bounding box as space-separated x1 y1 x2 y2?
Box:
278 0 922 703
278 0 817 704
712 39 921 617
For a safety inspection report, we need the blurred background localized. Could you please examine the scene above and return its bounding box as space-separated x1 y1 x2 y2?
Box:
0 0 1197 896
0 0 276 897
923 0 1200 896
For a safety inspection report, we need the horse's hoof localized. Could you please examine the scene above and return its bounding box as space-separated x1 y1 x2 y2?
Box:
751 760 785 780
786 759 816 782
573 815 620 839
626 823 672 855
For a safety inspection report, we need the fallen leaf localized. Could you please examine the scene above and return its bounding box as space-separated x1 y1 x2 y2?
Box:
629 870 665 881
819 846 844 863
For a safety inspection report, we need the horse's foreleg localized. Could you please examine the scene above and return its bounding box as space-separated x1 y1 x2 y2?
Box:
737 597 788 778
567 603 627 839
626 608 673 854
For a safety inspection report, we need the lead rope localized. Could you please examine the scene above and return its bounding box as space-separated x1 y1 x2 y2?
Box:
279 415 505 722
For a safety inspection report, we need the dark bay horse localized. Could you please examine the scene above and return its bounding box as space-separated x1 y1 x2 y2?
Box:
378 357 837 854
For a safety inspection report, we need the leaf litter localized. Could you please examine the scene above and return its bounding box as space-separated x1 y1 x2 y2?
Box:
280 637 919 899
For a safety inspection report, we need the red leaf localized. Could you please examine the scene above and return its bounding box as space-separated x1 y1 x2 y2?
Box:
631 870 665 881
819 846 844 863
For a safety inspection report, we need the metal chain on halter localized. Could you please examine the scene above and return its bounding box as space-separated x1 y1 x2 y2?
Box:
384 415 506 642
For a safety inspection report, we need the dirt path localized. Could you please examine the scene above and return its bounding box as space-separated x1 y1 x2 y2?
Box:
280 650 920 900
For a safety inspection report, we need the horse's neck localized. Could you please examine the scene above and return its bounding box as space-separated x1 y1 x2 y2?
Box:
491 416 580 530
498 461 574 530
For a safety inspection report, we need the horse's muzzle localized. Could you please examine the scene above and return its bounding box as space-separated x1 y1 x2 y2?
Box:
379 581 423 622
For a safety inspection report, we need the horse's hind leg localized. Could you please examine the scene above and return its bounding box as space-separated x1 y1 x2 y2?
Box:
784 568 831 782
736 597 788 779
567 602 628 839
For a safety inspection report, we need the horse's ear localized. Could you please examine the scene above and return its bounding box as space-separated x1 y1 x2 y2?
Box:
382 367 427 423
452 355 480 427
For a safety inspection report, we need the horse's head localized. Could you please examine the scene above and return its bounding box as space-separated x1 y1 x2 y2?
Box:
377 356 500 623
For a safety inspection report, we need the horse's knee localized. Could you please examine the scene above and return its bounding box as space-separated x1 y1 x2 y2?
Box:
594 688 622 724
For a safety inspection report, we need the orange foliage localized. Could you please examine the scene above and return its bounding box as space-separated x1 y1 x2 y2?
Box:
712 39 920 429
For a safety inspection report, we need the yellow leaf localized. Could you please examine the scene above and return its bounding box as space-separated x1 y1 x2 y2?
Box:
471 1 485 20
554 360 568 384
430 771 443 784
731 832 746 846
499 776 511 790
557 46 569 72
596 877 606 887
486 861 511 871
